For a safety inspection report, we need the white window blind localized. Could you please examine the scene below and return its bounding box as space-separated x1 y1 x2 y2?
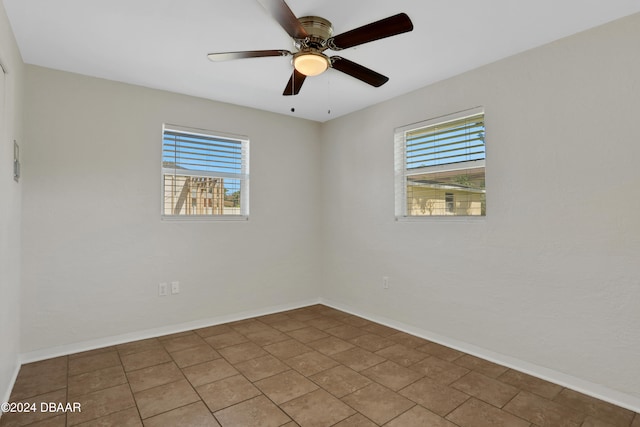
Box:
395 108 486 217
405 114 485 169
162 125 249 218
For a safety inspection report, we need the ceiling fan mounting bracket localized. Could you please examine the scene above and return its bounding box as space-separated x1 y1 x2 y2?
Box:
296 16 333 50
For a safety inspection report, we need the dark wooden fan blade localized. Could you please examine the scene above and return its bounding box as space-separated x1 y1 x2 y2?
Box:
283 69 307 96
257 0 308 39
327 13 413 50
330 57 389 87
207 50 291 61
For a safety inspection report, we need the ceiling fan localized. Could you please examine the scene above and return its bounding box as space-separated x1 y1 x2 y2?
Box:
207 0 414 96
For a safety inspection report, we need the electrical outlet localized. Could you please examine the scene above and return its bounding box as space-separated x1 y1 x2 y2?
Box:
158 282 168 296
382 276 389 289
171 281 180 294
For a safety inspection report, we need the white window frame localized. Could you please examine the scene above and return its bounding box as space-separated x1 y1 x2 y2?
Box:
161 124 249 221
394 107 485 220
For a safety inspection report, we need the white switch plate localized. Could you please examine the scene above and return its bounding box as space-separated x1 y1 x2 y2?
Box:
158 282 168 296
171 281 180 294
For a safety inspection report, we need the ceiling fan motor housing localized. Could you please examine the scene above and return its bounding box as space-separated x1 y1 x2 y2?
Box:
297 16 333 49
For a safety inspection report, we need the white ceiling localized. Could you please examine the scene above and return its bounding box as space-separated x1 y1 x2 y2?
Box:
4 0 640 122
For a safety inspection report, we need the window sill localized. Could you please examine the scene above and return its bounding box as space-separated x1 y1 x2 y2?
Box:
395 215 485 223
161 215 249 222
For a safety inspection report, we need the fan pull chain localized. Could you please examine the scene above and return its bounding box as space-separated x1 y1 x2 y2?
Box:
327 73 331 115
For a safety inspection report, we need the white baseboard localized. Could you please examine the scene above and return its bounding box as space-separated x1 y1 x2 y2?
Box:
319 298 640 414
20 298 321 364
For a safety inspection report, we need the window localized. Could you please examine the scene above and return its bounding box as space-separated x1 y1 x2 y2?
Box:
162 125 249 218
395 108 485 217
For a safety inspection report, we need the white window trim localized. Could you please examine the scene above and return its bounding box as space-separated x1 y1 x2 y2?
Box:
394 107 486 221
161 124 250 221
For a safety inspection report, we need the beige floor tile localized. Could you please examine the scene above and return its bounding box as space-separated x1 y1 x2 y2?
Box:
504 391 586 427
27 414 67 427
182 359 238 387
125 361 184 393
217 342 267 364
67 365 127 398
387 332 429 348
451 371 520 408
308 336 355 355
133 379 199 419
348 334 395 352
75 407 142 427
361 323 398 337
417 342 465 362
331 413 377 427
263 339 313 360
255 312 292 325
169 343 221 368
193 324 233 338
325 325 368 340
196 375 261 412
497 369 563 400
68 352 121 376
204 331 249 349
285 351 339 377
120 348 171 372
287 310 323 323
9 357 68 401
286 327 330 343
309 365 371 398
374 344 428 367
553 389 635 426
342 383 414 425
157 331 195 341
244 328 290 346
454 354 509 378
386 405 458 427
269 318 308 332
143 401 219 427
233 354 289 382
361 360 424 391
161 334 207 353
447 397 531 427
331 347 386 372
341 315 374 328
281 389 356 426
68 384 136 426
214 395 291 427
304 316 344 330
399 378 470 417
116 338 162 357
255 370 319 404
578 416 620 427
228 319 272 335
410 356 470 384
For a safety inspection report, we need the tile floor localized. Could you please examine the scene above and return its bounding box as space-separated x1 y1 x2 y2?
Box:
2 304 639 426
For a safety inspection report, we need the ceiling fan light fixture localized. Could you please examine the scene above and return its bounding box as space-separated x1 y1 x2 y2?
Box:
293 51 329 76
